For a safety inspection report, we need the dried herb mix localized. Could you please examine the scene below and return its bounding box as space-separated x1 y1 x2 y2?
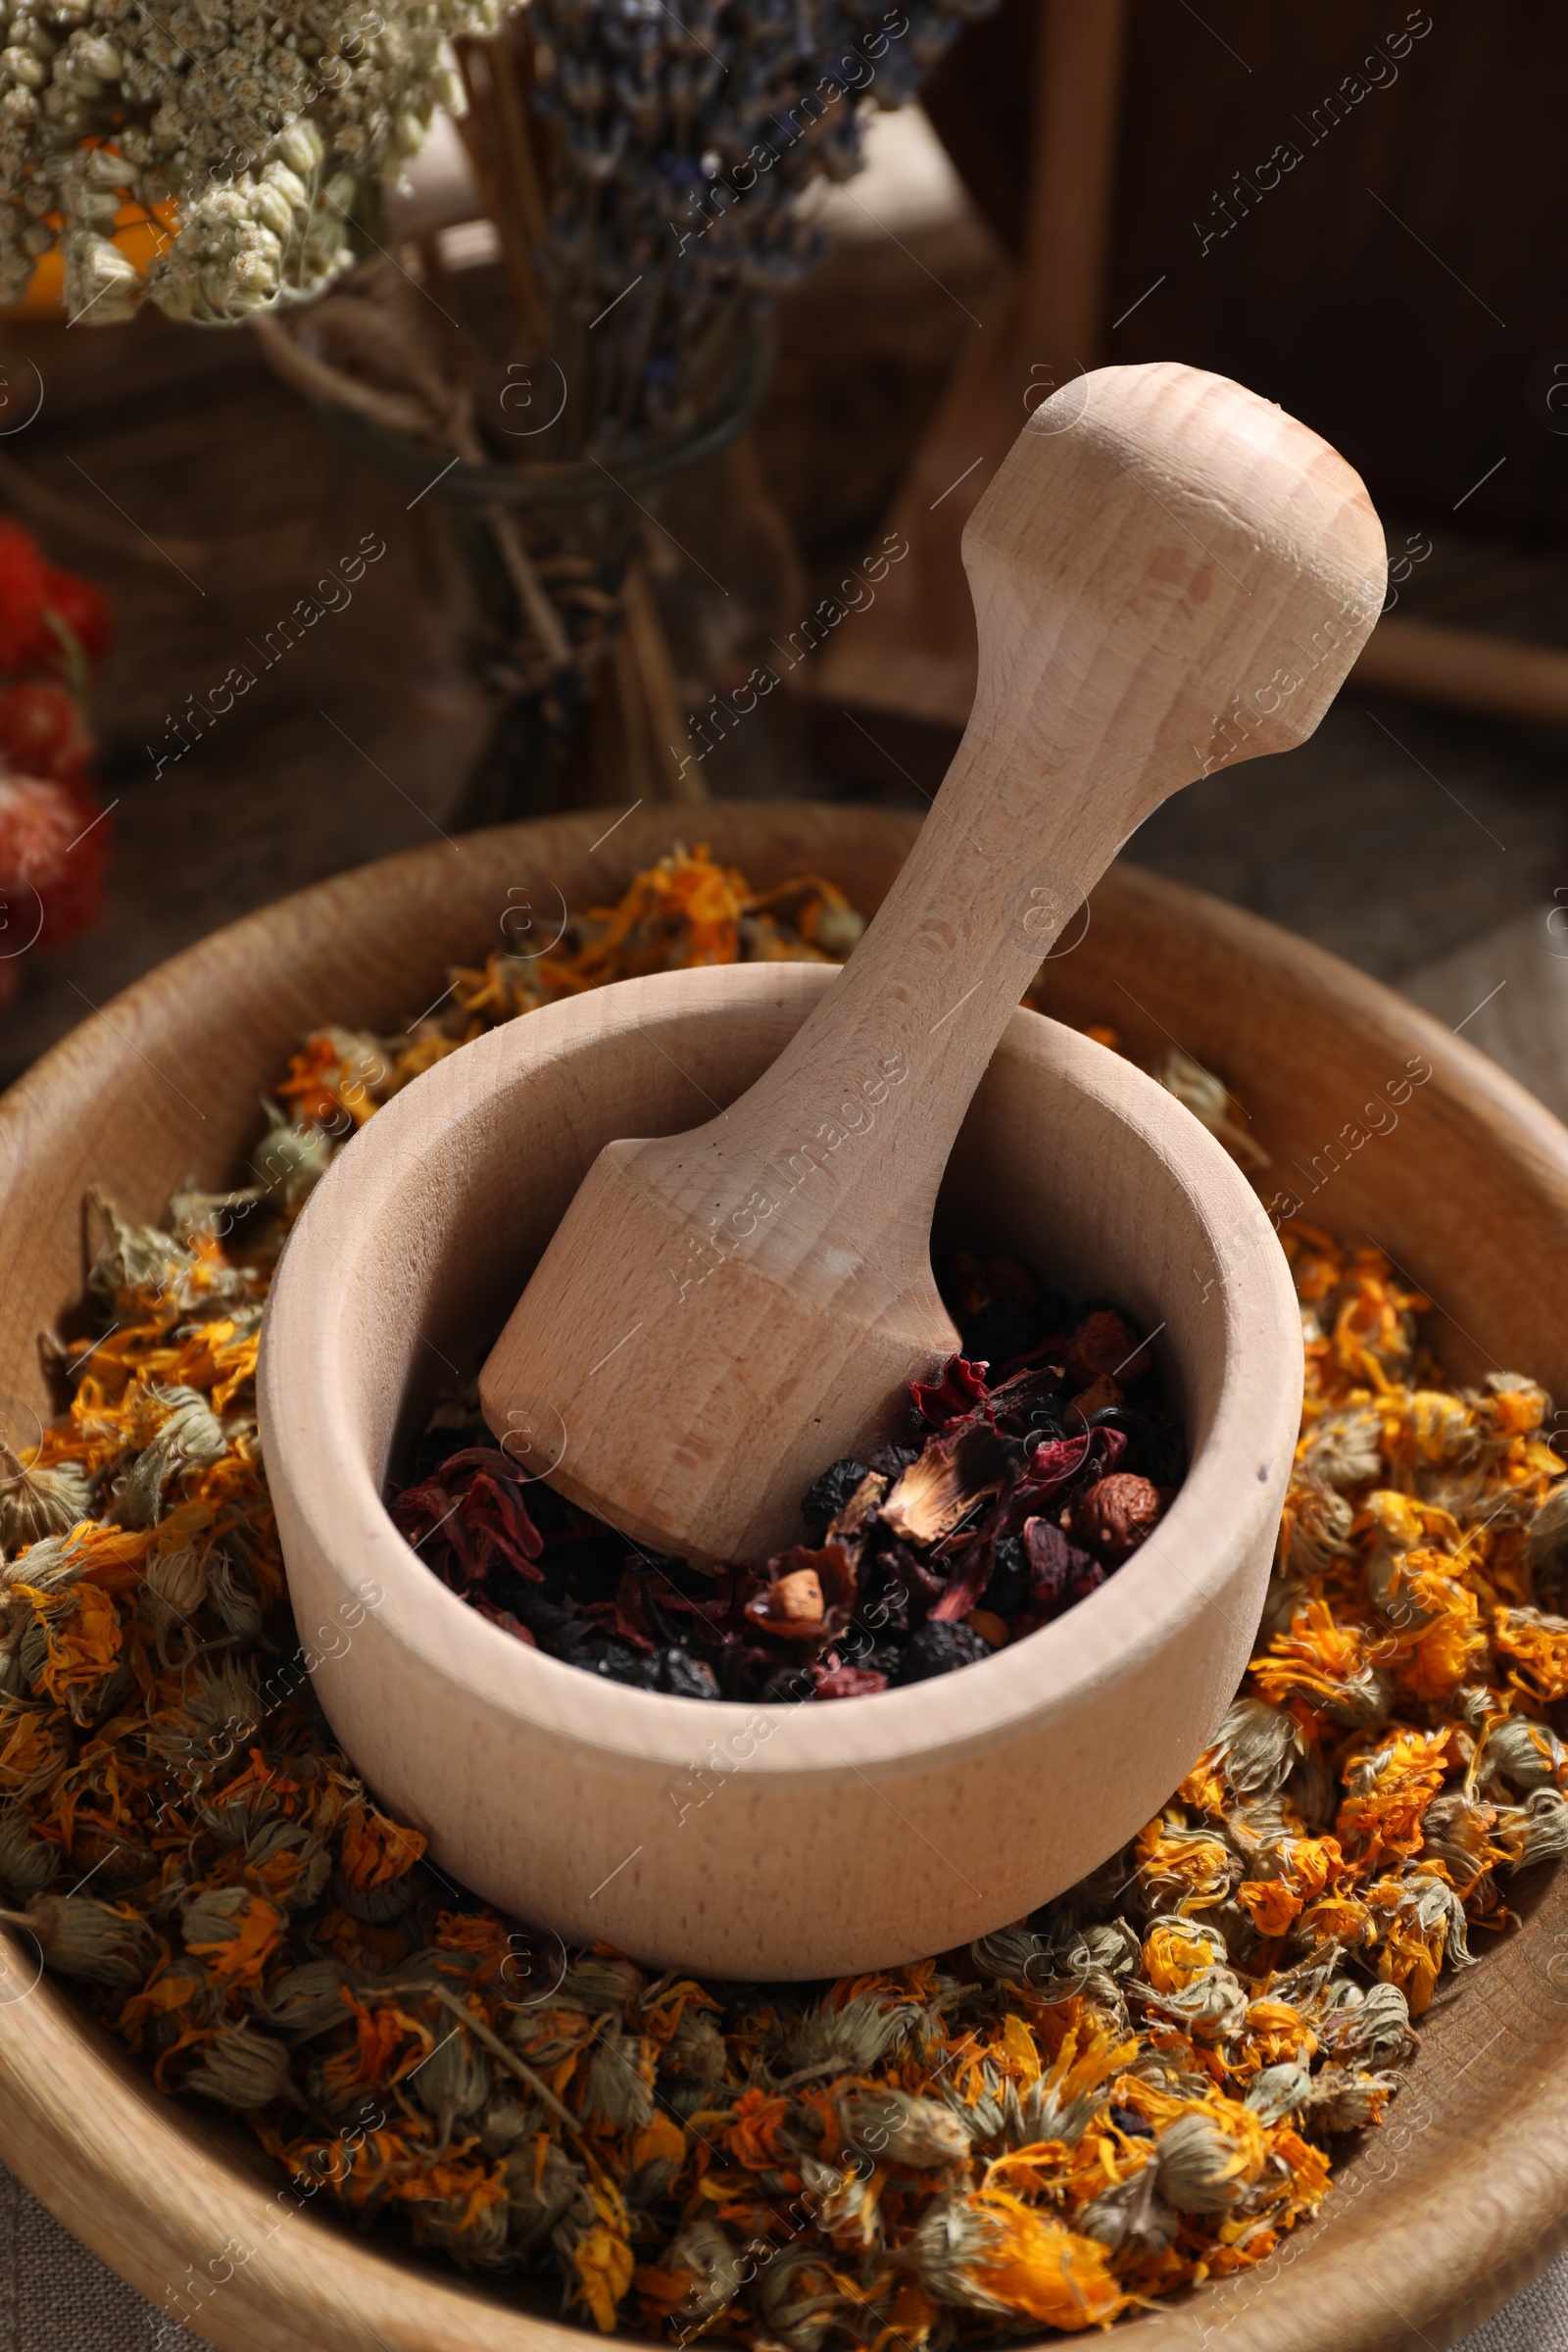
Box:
2 846 1566 2342
390 1274 1184 1700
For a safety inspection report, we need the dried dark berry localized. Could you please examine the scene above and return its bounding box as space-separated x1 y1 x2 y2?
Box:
1022 1520 1099 1614
866 1443 919 1480
892 1621 991 1684
957 1298 1041 1369
802 1456 869 1541
982 1533 1029 1617
577 1641 658 1688
655 1647 719 1699
1109 2102 1152 2138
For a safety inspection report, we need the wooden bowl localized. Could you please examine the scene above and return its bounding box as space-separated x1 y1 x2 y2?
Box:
2 802 1568 2351
256 962 1300 1981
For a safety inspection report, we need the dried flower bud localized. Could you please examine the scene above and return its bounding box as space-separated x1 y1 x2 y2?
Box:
659 2004 726 2094
276 120 325 176
141 1538 207 1635
62 230 140 322
1301 1405 1383 1493
1069 1474 1165 1564
184 2022 294 2110
556 1952 645 2015
1301 2064 1400 2133
842 2087 970 2170
4 1892 153 1983
0 1806 59 1901
251 1108 334 1209
256 1957 349 2036
1079 2166 1176 2259
660 2215 749 2324
0 1451 91 1551
415 2015 491 2144
208 1550 262 1641
1153 2112 1249 2214
581 2021 655 2131
503 2136 587 2254
478 2089 540 2155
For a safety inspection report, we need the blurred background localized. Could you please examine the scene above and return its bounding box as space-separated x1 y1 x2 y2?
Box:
3 0 1567 1112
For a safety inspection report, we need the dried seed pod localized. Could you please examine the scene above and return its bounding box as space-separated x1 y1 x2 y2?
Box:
1 1892 154 1984
1068 1473 1165 1564
184 2023 295 2110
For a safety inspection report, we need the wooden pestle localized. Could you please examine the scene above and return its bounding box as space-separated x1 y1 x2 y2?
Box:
480 362 1387 1563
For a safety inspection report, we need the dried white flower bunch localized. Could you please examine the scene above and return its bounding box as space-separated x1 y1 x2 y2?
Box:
0 0 502 324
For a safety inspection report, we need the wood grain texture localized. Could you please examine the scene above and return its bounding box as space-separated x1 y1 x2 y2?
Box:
483 365 1384 1563
2 803 1568 2348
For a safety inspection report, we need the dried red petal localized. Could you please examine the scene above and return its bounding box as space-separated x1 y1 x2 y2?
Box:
910 1356 991 1429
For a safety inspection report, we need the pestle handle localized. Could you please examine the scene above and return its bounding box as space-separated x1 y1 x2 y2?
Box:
629 363 1386 1286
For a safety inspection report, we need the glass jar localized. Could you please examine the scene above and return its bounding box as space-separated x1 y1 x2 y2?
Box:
323 324 808 824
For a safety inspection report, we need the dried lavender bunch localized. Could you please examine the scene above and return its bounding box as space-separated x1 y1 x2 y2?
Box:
0 0 501 323
527 0 997 450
